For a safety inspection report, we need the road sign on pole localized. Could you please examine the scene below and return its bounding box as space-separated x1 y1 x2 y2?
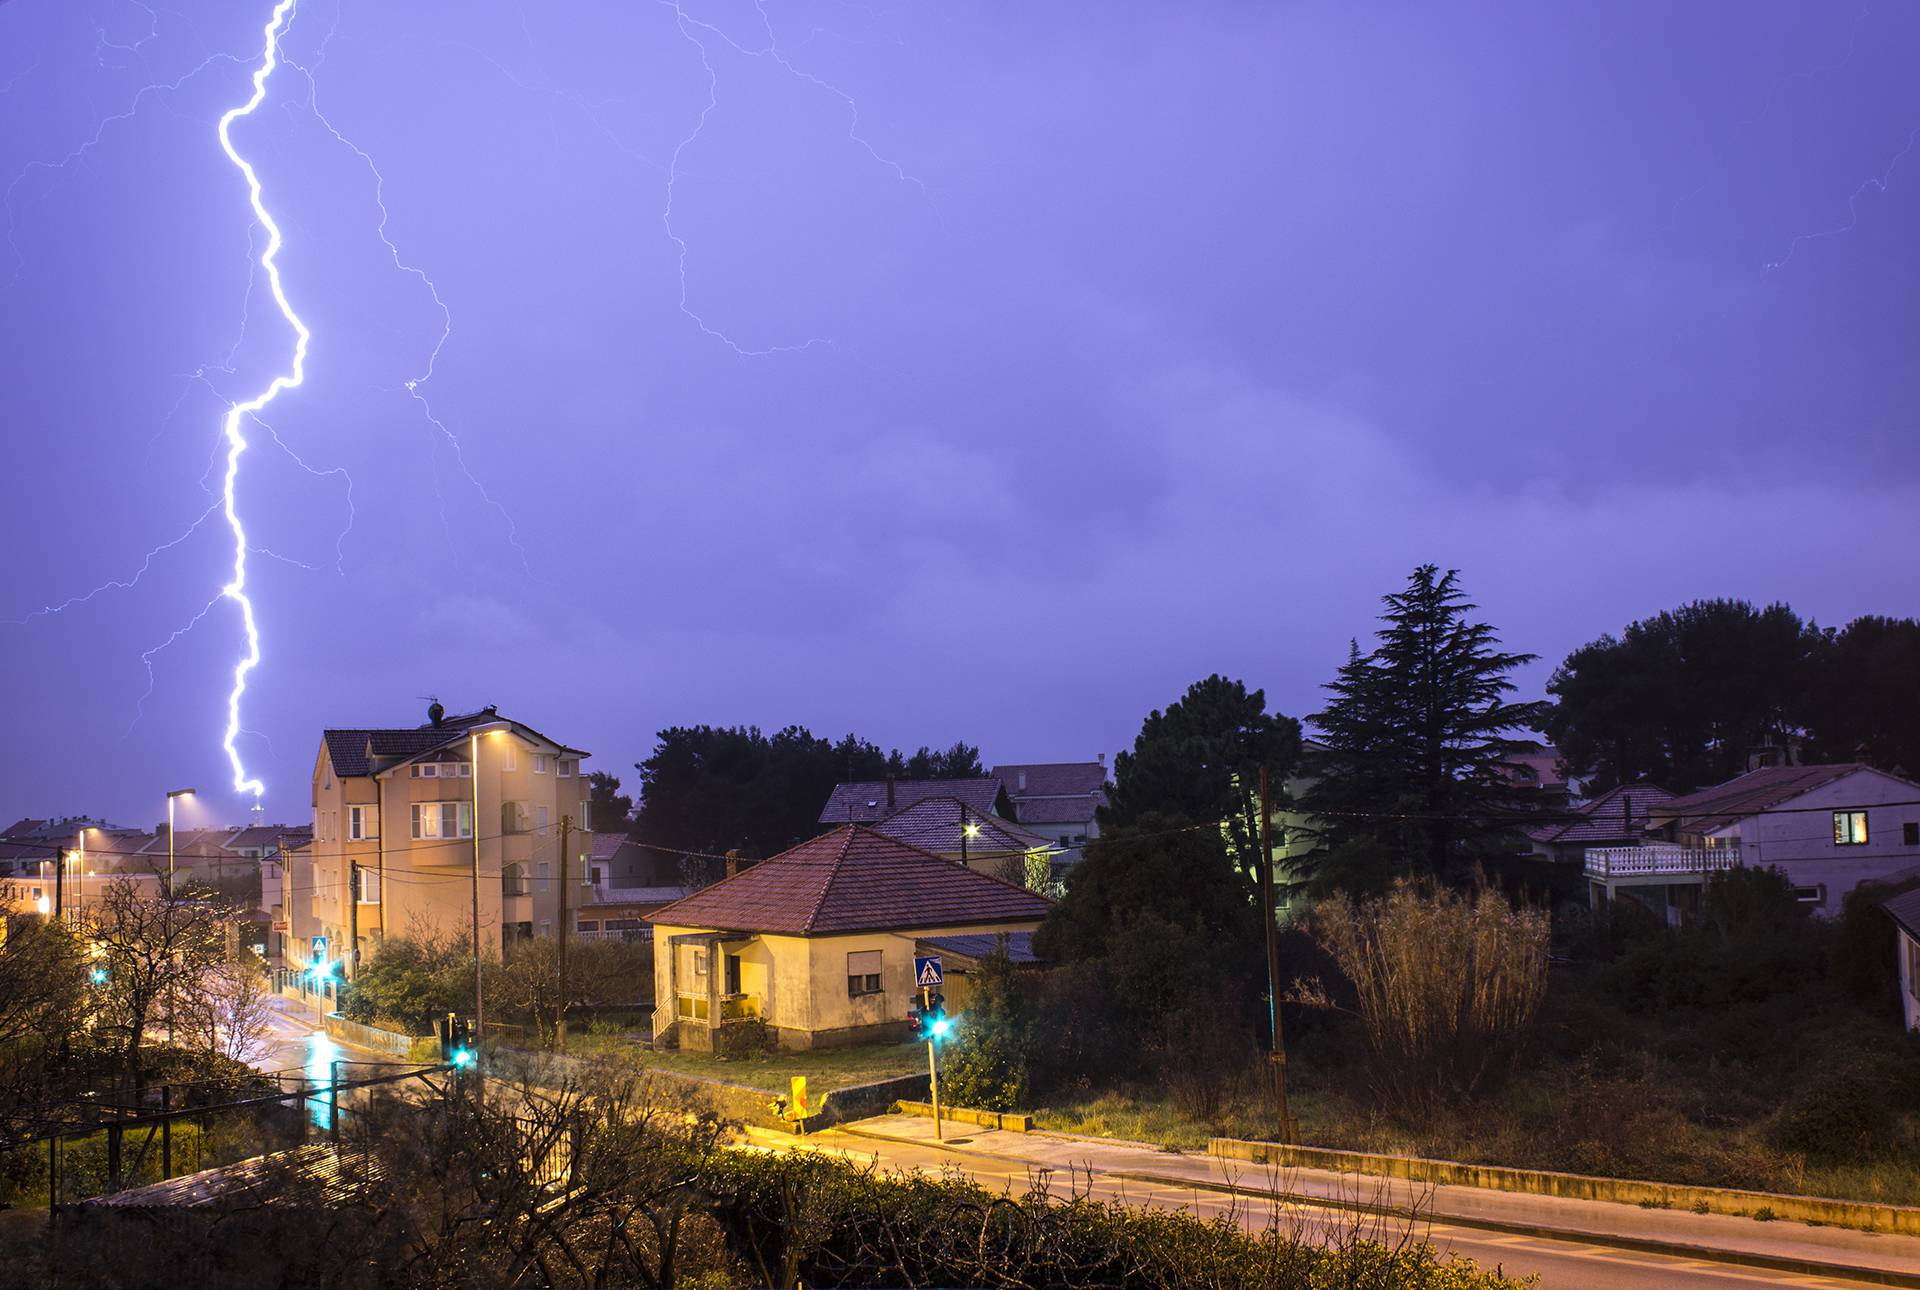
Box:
914 955 944 988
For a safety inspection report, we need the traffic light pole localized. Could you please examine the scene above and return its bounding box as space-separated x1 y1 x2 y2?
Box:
922 984 943 1142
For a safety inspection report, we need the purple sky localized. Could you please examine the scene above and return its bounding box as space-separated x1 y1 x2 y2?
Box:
3 0 1918 828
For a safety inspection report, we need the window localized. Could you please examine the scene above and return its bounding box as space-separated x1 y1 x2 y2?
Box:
587 864 600 885
1833 811 1869 846
1790 884 1826 905
557 758 576 778
410 802 473 839
413 763 438 779
691 949 707 977
348 806 378 841
356 867 381 904
1909 938 1920 1002
537 804 550 833
1906 822 1919 847
501 741 517 772
578 920 599 932
847 949 883 997
533 754 550 775
537 861 550 891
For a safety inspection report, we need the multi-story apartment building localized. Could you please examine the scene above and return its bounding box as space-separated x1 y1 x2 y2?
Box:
299 704 592 978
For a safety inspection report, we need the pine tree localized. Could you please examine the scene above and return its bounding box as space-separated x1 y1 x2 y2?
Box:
1301 565 1549 891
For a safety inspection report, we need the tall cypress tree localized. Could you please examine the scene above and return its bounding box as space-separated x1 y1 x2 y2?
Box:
1301 565 1549 891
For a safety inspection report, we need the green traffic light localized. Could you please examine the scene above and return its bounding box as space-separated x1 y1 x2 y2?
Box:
89 967 109 985
929 1017 951 1040
450 1048 476 1069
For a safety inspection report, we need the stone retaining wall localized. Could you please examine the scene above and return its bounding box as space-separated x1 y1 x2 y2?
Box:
895 1100 1031 1132
322 1013 427 1060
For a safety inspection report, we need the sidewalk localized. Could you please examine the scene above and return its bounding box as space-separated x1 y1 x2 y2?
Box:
817 1113 1920 1286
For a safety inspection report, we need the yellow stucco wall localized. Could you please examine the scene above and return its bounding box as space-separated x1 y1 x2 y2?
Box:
652 919 1042 1045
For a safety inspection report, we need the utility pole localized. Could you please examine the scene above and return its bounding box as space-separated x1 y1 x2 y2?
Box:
1257 766 1292 1140
51 847 63 921
557 813 571 1053
348 854 360 983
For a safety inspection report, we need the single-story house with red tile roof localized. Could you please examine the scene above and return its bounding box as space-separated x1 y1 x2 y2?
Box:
645 824 1052 1052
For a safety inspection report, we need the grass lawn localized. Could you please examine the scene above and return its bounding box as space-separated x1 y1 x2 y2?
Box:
564 1031 928 1093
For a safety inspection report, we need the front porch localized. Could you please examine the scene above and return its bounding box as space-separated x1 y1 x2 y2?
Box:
658 931 762 1053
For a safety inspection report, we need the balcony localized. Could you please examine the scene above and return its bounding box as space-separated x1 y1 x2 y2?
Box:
674 991 760 1022
1585 844 1737 882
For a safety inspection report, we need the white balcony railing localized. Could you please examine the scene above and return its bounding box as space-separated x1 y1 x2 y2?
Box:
1585 844 1737 880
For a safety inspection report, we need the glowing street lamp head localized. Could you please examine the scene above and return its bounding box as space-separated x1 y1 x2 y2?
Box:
962 821 981 840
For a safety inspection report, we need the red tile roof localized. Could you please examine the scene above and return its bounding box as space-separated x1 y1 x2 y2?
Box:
645 824 1052 936
1655 764 1873 833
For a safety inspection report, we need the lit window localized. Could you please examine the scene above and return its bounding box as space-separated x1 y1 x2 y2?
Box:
410 802 473 839
1790 884 1826 905
1833 811 1869 846
356 868 381 904
348 806 378 841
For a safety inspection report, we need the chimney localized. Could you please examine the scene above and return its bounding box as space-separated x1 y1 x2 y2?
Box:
1017 770 1027 792
1097 752 1105 767
725 849 739 879
886 777 896 811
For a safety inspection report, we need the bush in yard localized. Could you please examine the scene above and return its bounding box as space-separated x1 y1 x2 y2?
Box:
1301 881 1549 1118
1772 1035 1920 1165
941 941 1030 1111
336 933 470 1034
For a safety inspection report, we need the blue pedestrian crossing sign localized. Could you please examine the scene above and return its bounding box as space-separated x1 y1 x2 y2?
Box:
914 955 944 988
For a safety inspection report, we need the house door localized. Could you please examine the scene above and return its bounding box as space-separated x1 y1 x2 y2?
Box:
725 952 742 995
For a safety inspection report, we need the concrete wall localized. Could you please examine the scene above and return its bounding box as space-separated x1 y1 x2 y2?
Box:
1211 1136 1920 1236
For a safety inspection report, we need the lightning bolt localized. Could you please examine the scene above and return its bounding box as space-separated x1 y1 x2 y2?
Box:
659 0 941 357
284 46 527 570
212 0 308 800
1765 123 1920 274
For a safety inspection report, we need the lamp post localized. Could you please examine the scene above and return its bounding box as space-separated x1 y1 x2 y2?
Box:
164 789 195 1047
166 789 196 900
468 734 485 1064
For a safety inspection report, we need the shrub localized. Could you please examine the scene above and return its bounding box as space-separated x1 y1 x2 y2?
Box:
336 934 469 1034
1302 881 1549 1117
1772 1052 1909 1164
941 942 1031 1111
713 1017 774 1060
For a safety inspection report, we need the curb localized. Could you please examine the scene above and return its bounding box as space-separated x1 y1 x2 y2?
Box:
826 1123 1920 1289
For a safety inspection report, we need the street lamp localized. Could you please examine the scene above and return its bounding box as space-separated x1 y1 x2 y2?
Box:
166 788 197 900
164 789 195 1047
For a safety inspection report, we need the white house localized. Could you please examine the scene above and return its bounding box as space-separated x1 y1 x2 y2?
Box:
1643 764 1920 916
1887 888 1920 1033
